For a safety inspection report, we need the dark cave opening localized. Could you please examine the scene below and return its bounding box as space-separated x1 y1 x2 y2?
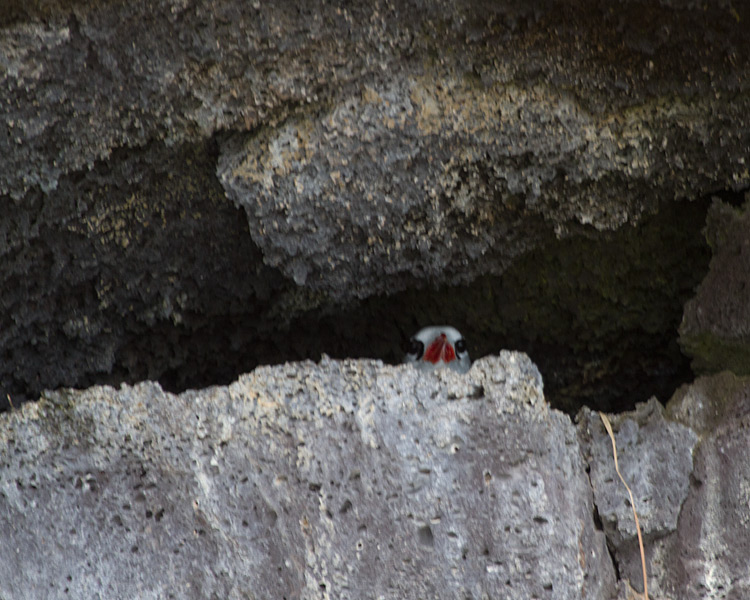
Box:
145 193 717 415
0 148 731 414
269 194 714 415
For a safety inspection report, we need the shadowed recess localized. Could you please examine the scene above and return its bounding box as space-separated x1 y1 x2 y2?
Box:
0 138 715 414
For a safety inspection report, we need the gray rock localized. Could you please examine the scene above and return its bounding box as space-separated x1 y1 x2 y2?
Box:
679 196 750 375
580 374 750 599
2 0 749 405
216 69 750 301
652 372 750 600
0 353 614 599
581 399 698 544
579 399 698 593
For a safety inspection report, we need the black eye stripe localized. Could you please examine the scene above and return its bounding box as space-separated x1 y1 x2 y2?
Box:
408 338 424 358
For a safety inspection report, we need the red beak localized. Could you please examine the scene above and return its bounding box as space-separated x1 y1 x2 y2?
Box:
422 333 456 365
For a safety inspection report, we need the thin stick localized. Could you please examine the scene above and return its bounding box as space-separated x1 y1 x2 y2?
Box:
599 411 649 600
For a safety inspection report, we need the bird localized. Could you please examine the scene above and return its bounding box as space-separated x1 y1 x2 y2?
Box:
403 325 471 373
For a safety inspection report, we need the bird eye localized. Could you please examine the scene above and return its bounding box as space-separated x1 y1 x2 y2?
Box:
454 339 467 353
408 338 424 358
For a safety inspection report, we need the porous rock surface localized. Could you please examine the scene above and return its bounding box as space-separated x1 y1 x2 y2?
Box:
581 399 697 547
2 0 750 406
0 353 615 600
216 6 750 300
581 371 750 599
579 400 698 592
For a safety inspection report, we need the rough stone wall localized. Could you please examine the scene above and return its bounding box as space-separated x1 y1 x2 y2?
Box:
0 354 615 600
3 354 749 599
1 0 750 406
680 196 750 374
582 371 750 600
4 2 750 595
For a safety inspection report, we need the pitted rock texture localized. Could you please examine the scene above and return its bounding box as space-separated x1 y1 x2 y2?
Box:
1 1 748 410
655 372 750 600
581 373 750 599
5 0 750 207
0 353 615 600
581 399 697 546
579 398 698 593
217 56 750 300
680 195 750 375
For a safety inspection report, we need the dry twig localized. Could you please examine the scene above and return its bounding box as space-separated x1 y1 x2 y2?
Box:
599 411 649 600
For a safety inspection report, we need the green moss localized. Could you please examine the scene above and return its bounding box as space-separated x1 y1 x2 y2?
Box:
680 332 750 376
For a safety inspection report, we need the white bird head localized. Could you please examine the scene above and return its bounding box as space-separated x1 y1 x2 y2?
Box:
403 325 471 374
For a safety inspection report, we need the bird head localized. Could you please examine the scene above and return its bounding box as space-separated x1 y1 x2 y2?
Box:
403 325 471 374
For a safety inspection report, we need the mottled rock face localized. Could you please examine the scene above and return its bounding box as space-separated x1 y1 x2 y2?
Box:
579 399 699 593
0 0 748 411
680 196 750 375
580 372 750 600
2 0 750 596
581 399 698 547
0 354 615 600
656 373 750 600
2 353 749 598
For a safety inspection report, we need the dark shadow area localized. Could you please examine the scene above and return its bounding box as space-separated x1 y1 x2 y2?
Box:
278 196 713 414
0 137 721 415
